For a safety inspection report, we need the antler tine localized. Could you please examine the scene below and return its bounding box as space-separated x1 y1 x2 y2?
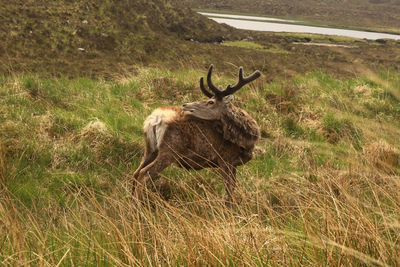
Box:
206 64 223 97
199 77 213 98
223 67 261 96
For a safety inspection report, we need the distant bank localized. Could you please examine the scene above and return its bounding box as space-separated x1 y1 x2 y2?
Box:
200 12 400 40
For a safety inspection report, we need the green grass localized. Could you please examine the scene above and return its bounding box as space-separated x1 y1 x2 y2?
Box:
0 68 399 265
278 32 362 43
223 40 290 54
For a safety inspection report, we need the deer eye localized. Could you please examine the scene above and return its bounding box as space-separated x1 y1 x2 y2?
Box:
208 100 214 105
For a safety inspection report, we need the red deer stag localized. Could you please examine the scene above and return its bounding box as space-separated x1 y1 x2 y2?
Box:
133 65 261 201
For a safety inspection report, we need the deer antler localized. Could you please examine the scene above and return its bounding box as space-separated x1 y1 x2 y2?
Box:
199 65 261 99
223 67 261 96
206 65 222 97
199 77 213 98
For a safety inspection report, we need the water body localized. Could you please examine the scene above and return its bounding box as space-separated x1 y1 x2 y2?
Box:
199 12 299 23
200 12 400 40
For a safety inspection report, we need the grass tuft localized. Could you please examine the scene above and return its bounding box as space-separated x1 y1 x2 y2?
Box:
363 140 400 174
322 112 362 147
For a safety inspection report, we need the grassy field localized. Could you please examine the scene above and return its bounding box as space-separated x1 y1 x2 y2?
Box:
0 66 399 265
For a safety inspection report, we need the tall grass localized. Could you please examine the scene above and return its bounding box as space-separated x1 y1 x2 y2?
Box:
0 69 399 265
1 166 399 266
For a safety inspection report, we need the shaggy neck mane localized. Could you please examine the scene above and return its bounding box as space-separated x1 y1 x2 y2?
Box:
219 103 260 150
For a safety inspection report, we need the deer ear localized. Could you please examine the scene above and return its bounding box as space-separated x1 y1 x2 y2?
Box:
223 95 234 103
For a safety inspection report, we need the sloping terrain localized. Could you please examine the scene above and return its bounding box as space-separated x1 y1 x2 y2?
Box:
0 0 238 76
1 0 400 80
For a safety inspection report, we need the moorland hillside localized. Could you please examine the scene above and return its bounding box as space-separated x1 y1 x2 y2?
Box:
0 0 237 76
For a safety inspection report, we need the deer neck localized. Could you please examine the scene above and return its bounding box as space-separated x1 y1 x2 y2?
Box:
219 104 260 149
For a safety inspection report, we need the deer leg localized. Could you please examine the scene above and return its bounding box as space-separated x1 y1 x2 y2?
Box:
133 151 158 180
133 138 158 179
219 164 237 203
133 152 175 198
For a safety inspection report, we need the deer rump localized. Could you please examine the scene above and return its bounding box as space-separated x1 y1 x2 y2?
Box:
143 106 254 171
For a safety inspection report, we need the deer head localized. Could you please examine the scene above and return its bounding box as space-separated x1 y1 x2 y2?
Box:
182 65 261 120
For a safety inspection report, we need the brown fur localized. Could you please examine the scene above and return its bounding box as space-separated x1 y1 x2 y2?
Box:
133 106 258 201
133 65 261 202
220 103 260 149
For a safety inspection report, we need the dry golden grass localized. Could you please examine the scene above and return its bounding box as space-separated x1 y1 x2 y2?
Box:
1 157 399 266
363 140 400 174
0 144 5 184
